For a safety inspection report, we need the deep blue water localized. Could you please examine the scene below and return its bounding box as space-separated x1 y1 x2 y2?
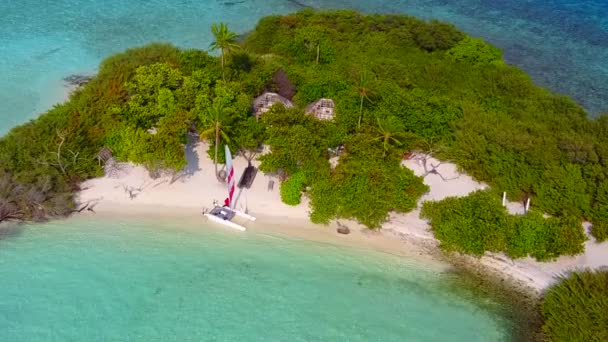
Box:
0 0 606 134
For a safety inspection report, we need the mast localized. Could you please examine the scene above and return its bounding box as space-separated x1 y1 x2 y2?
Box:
224 145 236 209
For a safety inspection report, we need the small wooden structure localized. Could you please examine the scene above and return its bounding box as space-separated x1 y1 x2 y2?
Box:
305 98 335 121
237 165 258 189
96 147 113 165
252 92 293 119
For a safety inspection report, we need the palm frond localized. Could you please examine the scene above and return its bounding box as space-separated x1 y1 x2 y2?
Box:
210 22 239 53
390 137 403 146
220 128 230 141
199 127 215 140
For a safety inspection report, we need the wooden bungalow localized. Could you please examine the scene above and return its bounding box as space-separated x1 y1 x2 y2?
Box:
305 98 335 121
252 92 294 119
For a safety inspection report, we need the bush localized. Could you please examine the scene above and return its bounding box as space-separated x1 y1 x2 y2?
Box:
421 190 509 255
326 134 428 229
525 214 586 261
421 190 587 261
447 37 503 66
591 219 608 242
179 49 216 75
541 270 608 341
280 171 307 205
308 169 338 224
411 20 465 52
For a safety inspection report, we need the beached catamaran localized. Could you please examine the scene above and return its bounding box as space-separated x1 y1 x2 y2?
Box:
203 145 256 231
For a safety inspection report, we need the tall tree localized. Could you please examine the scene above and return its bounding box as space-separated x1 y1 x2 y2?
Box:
200 102 231 182
210 23 239 82
355 70 374 129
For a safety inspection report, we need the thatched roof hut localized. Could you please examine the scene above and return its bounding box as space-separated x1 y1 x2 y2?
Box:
305 98 335 121
252 92 293 118
96 147 113 164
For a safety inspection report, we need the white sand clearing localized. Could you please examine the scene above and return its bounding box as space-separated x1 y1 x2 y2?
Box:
390 153 608 292
79 139 310 220
78 144 608 293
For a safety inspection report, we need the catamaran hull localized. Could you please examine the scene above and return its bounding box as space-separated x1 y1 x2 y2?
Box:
233 209 256 221
204 213 247 231
203 144 255 231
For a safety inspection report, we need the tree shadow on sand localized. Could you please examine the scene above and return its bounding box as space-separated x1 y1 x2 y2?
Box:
170 133 201 184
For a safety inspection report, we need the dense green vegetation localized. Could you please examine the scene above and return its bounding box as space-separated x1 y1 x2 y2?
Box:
1 9 607 237
541 269 608 341
591 221 608 242
0 43 185 221
242 10 608 230
280 171 306 205
421 190 586 261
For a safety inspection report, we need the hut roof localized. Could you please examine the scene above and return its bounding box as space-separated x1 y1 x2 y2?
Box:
305 98 335 120
252 92 294 117
96 147 113 163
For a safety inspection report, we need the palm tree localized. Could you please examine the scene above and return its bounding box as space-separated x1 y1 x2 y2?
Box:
372 116 406 156
356 70 374 129
200 103 230 182
210 23 239 82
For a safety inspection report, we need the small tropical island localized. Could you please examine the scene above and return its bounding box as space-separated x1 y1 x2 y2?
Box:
1 9 607 341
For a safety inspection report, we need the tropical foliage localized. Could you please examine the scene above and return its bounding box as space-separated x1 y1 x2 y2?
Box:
421 190 586 261
312 134 428 228
210 23 240 81
1 10 607 237
591 220 608 242
280 171 307 205
541 270 608 341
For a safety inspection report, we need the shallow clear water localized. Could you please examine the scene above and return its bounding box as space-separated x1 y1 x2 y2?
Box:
0 217 514 341
0 0 607 134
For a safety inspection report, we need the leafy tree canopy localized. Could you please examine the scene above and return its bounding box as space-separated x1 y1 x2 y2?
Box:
1 10 606 236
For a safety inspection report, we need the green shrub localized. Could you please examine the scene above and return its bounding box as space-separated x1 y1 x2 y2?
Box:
411 20 465 51
541 270 608 341
326 134 428 229
591 219 608 242
447 37 503 66
308 170 338 224
421 190 509 255
422 190 586 261
533 215 586 260
280 171 307 206
179 49 216 75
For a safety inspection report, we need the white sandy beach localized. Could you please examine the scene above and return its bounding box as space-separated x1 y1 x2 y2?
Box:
77 139 608 293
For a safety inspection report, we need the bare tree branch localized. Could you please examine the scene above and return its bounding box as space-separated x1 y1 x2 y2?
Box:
413 152 460 181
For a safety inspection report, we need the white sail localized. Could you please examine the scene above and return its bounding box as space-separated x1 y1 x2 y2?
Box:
225 145 236 209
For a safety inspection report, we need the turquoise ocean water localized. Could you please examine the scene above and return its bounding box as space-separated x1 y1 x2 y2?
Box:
1 216 515 341
1 0 607 134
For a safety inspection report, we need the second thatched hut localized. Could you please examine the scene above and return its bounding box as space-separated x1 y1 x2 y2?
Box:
305 98 335 121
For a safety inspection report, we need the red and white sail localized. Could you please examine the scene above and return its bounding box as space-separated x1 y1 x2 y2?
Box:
224 145 236 209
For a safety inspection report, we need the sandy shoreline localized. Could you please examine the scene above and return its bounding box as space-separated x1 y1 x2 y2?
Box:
75 201 445 268
77 140 608 295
